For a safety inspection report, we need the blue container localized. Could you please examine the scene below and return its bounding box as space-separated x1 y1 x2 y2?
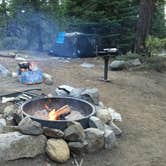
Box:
20 70 43 84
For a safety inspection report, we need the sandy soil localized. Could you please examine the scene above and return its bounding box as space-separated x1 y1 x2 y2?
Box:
0 53 166 166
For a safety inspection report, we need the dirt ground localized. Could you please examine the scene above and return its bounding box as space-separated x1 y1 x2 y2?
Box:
0 53 166 166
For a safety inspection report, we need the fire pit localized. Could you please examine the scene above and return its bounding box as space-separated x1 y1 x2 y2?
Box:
21 97 96 130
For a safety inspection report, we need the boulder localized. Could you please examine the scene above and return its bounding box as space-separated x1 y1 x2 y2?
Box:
0 132 47 161
43 73 53 85
43 127 64 138
43 73 52 80
18 117 43 135
3 104 17 119
104 129 116 149
127 58 141 66
44 78 53 85
70 88 85 98
58 85 74 93
13 112 24 124
108 121 122 136
68 141 88 154
89 116 105 130
98 101 105 108
64 122 85 142
84 128 104 153
55 88 69 96
0 118 6 127
107 107 122 122
0 64 10 77
110 60 126 71
55 85 73 96
96 108 112 124
1 126 18 133
0 118 6 133
46 139 70 163
81 88 99 105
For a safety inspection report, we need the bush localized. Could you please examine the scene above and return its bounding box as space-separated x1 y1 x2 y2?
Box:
116 51 143 61
145 35 166 56
160 38 166 49
143 56 166 72
115 51 166 72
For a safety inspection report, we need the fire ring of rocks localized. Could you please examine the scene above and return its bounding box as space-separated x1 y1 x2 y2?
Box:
0 86 122 164
21 96 96 130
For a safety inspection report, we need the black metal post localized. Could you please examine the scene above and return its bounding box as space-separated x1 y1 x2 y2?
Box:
103 55 110 81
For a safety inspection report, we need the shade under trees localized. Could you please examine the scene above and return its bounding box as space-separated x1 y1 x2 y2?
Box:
0 0 165 53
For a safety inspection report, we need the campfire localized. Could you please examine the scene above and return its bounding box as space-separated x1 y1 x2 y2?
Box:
44 104 71 120
21 97 95 130
0 88 122 164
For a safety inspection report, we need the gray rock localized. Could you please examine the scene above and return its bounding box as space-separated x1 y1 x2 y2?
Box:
70 88 85 98
84 128 104 153
43 73 52 80
55 85 74 96
0 132 47 161
0 118 7 133
13 112 24 124
0 64 10 77
1 126 18 133
58 85 74 93
3 104 17 119
0 118 6 127
98 101 105 108
46 139 70 163
55 88 69 96
104 129 116 149
68 141 88 153
96 108 112 124
81 88 99 105
89 116 105 130
43 127 64 138
110 60 126 70
64 122 85 142
108 121 122 136
18 117 43 135
44 78 53 85
127 58 141 66
43 73 53 85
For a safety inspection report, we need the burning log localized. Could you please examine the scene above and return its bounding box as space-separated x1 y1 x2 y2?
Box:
44 105 71 120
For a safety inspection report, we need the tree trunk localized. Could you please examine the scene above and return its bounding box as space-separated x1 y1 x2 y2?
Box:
134 0 156 54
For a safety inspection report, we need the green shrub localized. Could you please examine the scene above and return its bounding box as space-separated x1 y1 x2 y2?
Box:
160 38 166 49
143 56 166 72
116 51 143 61
145 35 166 56
116 50 166 72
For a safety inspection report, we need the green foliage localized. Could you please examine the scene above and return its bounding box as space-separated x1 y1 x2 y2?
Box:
160 38 166 49
115 51 166 72
143 56 166 72
115 51 140 60
146 36 166 56
152 0 166 38
62 0 139 52
0 0 165 54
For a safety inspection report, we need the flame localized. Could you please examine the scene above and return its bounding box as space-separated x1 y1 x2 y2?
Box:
44 104 71 121
48 109 58 120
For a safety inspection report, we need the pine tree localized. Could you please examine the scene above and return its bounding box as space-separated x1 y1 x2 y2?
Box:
152 0 166 38
62 0 139 52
